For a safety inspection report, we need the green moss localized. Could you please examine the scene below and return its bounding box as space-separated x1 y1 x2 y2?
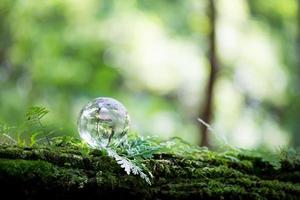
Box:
0 158 88 189
0 159 56 181
0 143 299 199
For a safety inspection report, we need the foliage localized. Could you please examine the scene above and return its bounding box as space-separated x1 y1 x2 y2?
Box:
106 148 153 185
0 106 54 146
1 105 299 185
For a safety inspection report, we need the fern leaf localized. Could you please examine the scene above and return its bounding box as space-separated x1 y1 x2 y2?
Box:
106 148 152 184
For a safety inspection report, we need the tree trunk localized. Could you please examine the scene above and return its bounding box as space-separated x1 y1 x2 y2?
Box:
200 0 219 147
0 143 299 200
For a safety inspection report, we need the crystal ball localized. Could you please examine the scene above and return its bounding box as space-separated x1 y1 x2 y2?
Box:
77 97 130 148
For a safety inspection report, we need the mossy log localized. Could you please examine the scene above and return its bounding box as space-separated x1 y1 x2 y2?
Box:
0 143 299 200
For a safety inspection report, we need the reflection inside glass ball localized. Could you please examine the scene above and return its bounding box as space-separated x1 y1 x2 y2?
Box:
77 97 130 148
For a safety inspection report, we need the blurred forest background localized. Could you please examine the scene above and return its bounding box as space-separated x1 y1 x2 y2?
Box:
0 0 299 151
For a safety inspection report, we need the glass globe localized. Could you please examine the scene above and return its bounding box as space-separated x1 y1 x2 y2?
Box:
77 97 130 148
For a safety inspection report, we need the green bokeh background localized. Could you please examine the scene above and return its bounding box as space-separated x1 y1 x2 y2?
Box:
0 0 299 150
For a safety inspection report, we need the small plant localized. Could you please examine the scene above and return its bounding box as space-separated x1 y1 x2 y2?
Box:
0 106 53 146
106 147 153 184
108 135 209 184
0 123 16 144
25 106 55 145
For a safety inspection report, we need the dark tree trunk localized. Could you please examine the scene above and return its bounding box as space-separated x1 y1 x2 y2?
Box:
200 0 219 147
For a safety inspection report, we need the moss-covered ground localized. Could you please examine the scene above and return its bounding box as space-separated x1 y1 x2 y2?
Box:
0 139 299 200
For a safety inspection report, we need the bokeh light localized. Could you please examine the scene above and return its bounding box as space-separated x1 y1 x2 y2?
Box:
0 0 299 150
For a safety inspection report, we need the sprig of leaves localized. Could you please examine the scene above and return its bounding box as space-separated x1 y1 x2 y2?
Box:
26 106 48 134
107 148 153 185
0 123 17 144
25 106 55 145
120 135 162 158
0 106 54 146
104 135 209 184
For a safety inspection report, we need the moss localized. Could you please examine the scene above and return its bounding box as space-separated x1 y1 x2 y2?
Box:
0 144 299 199
0 158 88 189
